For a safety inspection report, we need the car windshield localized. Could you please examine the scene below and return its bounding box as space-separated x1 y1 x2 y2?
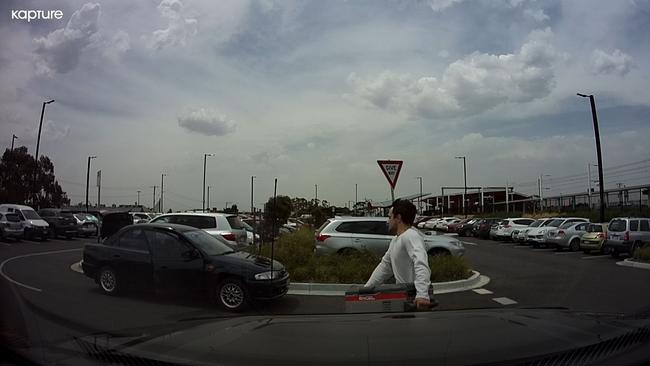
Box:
608 220 627 232
183 229 234 256
3 2 650 364
21 210 41 220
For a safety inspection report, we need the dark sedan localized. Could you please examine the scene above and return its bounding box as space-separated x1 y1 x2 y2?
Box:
82 223 289 311
473 218 503 239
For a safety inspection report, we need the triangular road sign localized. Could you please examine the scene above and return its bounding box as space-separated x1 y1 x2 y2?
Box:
377 160 403 189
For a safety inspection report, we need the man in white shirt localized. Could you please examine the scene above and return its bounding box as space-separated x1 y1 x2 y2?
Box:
365 199 434 310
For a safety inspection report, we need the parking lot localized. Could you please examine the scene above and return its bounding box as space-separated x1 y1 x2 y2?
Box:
1 232 649 354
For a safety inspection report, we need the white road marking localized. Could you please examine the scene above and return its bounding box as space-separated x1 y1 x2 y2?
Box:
513 245 529 249
462 241 478 246
0 248 82 292
554 251 581 255
473 288 493 295
581 255 611 260
493 297 518 305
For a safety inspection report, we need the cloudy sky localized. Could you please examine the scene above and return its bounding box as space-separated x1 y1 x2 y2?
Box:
1 0 649 210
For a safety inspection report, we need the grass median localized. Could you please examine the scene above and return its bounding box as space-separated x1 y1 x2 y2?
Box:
632 246 650 263
244 228 472 283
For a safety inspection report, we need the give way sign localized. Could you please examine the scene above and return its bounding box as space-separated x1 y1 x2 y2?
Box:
377 160 403 189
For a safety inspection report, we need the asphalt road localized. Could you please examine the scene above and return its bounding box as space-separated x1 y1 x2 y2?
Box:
1 234 649 360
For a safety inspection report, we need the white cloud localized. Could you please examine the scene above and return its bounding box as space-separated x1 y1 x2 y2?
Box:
33 3 101 76
347 28 558 120
591 49 634 76
177 108 237 137
428 0 464 12
523 8 549 23
149 0 198 50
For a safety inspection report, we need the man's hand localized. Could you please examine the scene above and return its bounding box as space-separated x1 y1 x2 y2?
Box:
414 298 432 310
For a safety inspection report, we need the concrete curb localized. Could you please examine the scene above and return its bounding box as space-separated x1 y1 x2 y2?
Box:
70 261 491 295
287 270 490 296
71 261 83 274
616 259 650 270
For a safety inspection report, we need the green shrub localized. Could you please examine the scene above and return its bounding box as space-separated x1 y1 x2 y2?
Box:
245 227 472 283
633 245 650 263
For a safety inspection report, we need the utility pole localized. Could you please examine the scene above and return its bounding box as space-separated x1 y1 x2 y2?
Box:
251 175 256 245
85 156 96 212
505 180 510 215
577 93 606 223
416 177 423 215
96 170 102 209
151 185 157 211
455 156 467 218
160 174 167 213
202 154 213 212
33 99 55 207
207 186 211 211
315 184 318 204
137 190 141 206
355 183 358 214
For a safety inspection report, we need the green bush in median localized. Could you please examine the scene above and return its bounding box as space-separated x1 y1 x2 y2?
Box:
633 246 650 263
244 228 472 283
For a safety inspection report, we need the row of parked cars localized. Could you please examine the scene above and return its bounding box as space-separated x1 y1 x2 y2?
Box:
0 204 100 241
417 214 650 258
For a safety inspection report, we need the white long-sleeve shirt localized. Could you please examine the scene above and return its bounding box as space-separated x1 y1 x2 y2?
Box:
365 227 432 300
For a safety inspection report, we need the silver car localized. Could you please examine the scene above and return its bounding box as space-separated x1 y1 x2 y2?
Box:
0 212 24 240
150 213 248 249
604 217 650 258
527 217 588 247
547 221 590 251
314 217 465 257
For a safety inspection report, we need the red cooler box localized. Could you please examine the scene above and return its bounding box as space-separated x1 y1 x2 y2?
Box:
344 283 435 313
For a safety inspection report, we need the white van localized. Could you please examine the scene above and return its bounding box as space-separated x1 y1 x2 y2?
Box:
0 204 50 240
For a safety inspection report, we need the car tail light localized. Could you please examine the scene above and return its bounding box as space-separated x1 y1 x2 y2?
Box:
316 234 330 242
597 233 605 239
222 233 236 241
557 230 565 236
624 231 630 241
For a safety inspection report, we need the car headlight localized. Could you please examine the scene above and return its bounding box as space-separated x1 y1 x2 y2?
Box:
451 240 463 248
255 271 282 280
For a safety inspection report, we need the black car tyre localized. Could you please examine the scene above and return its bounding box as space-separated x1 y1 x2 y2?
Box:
98 266 120 295
569 239 580 252
217 278 248 311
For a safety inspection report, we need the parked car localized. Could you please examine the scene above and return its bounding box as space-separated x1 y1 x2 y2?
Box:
82 222 288 311
415 216 435 229
73 213 98 237
149 213 248 249
0 212 24 241
0 204 50 240
526 217 589 248
494 218 536 241
130 212 154 224
38 208 78 239
457 218 479 237
604 217 650 258
516 218 552 244
428 217 460 231
447 218 470 233
473 218 502 239
241 221 260 245
580 223 609 254
547 221 591 251
313 217 465 257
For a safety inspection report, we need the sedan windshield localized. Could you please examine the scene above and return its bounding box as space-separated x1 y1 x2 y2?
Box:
548 219 564 227
184 229 234 256
22 210 41 220
529 220 543 228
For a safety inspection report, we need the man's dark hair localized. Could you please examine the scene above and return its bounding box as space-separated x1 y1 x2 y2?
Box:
391 199 417 226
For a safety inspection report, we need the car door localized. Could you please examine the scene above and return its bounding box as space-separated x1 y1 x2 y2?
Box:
344 221 391 255
146 229 204 294
639 219 650 244
572 222 589 240
112 227 154 288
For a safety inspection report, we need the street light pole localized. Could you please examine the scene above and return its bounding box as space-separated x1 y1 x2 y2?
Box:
251 175 256 245
455 156 467 217
137 190 141 206
85 156 96 212
33 99 55 206
315 184 318 204
151 186 157 211
416 177 423 215
161 173 167 213
11 135 18 151
355 183 358 213
578 93 606 223
207 186 211 212
202 154 213 212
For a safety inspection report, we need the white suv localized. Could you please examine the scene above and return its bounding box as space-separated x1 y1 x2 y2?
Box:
150 213 248 248
494 218 535 241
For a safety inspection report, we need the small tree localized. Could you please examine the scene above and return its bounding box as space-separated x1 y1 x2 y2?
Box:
263 195 292 238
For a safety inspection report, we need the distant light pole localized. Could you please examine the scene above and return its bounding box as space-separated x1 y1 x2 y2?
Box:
160 173 167 213
539 174 551 210
33 99 55 206
577 93 606 223
315 184 318 205
151 185 157 211
251 175 257 245
85 156 96 212
355 183 358 213
455 156 467 217
11 134 18 151
207 186 211 212
416 177 423 215
137 190 141 206
202 153 214 212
